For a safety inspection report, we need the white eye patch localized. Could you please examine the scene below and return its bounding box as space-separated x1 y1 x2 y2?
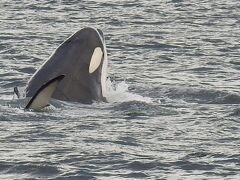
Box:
89 47 103 74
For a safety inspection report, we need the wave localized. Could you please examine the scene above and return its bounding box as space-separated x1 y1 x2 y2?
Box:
161 86 240 104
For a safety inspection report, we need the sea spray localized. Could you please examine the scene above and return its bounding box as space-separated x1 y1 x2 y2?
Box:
106 78 152 103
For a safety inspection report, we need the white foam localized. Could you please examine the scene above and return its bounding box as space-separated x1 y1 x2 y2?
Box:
0 95 13 100
105 79 152 103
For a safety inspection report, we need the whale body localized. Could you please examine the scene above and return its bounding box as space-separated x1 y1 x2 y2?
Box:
25 27 108 107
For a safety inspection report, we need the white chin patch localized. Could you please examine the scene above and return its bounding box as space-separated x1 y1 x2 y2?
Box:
101 43 108 98
89 47 103 74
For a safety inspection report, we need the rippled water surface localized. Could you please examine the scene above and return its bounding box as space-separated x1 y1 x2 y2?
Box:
0 0 240 179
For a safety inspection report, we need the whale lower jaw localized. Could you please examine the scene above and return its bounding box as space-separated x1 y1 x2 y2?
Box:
25 75 65 110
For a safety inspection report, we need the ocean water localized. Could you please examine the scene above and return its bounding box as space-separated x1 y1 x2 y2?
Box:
0 0 240 179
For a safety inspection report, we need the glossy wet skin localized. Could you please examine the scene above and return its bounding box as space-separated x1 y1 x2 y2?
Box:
26 27 107 104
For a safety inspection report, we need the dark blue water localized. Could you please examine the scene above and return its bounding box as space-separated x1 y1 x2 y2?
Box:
0 0 240 179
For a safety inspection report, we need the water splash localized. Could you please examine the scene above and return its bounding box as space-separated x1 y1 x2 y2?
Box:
105 78 152 103
1 79 152 114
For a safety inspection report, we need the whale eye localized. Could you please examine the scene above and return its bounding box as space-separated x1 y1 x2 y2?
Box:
89 47 103 74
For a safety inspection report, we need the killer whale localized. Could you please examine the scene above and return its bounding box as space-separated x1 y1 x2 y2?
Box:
24 27 108 109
